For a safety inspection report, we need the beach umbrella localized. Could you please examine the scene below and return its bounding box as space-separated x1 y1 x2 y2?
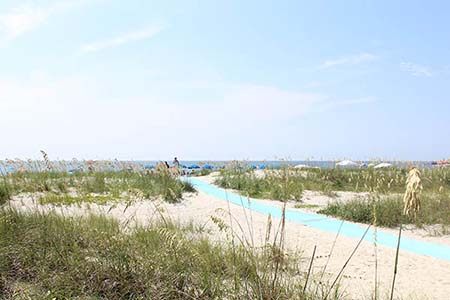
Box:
374 163 393 169
248 164 257 169
189 164 201 169
203 164 214 170
294 164 309 169
258 164 267 170
336 160 358 167
144 165 155 169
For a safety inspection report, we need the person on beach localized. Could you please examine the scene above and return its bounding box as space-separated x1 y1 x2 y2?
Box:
172 157 185 175
173 157 180 167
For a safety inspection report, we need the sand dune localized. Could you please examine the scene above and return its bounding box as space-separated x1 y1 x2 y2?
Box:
9 175 450 300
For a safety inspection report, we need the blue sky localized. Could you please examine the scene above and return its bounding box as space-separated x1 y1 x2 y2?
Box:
1 0 449 160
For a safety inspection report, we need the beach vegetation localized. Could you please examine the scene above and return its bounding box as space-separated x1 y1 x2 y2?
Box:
2 170 194 204
216 166 450 195
216 165 450 233
294 203 320 209
190 168 213 177
0 181 11 205
0 208 342 300
215 168 304 201
38 193 113 206
319 192 450 230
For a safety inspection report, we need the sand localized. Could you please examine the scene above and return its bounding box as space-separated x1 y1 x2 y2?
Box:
8 174 450 300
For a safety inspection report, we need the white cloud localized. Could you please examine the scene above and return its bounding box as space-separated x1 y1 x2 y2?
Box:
318 96 377 111
80 26 163 53
0 73 377 159
400 62 432 77
0 4 49 41
0 74 326 158
0 0 90 43
333 96 377 106
321 53 378 68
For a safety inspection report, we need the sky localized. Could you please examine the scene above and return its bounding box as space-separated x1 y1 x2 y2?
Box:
1 0 449 161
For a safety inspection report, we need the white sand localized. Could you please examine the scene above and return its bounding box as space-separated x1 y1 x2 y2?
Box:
8 175 450 300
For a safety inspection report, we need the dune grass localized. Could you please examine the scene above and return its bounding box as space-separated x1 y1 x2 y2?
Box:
0 208 342 300
190 168 213 177
1 171 194 204
0 181 11 205
215 168 304 201
216 166 450 232
216 166 450 196
318 197 405 228
38 193 113 206
318 192 450 229
2 159 442 298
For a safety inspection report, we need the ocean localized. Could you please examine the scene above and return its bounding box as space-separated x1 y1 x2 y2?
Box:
0 160 436 174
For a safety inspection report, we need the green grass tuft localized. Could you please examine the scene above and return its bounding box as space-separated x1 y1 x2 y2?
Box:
0 181 11 205
38 193 113 206
318 197 405 228
0 208 339 300
215 168 304 201
2 171 194 204
319 193 450 230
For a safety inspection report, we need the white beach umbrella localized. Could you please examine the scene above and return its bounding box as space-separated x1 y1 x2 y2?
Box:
294 164 309 169
336 160 359 167
374 163 393 169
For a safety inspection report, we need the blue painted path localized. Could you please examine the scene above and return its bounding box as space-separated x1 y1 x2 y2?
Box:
182 177 450 262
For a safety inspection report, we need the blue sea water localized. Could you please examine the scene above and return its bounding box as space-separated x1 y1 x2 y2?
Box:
0 160 438 174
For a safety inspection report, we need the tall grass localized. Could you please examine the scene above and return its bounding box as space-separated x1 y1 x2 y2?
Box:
216 166 450 196
216 168 303 201
0 208 341 300
217 166 450 232
318 197 405 227
190 169 213 177
318 192 450 229
0 181 11 205
2 170 194 204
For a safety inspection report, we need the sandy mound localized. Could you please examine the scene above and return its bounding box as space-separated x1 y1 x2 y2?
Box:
8 176 450 300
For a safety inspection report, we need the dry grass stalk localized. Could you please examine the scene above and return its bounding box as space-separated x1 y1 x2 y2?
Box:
390 225 402 300
403 167 422 217
40 150 53 171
